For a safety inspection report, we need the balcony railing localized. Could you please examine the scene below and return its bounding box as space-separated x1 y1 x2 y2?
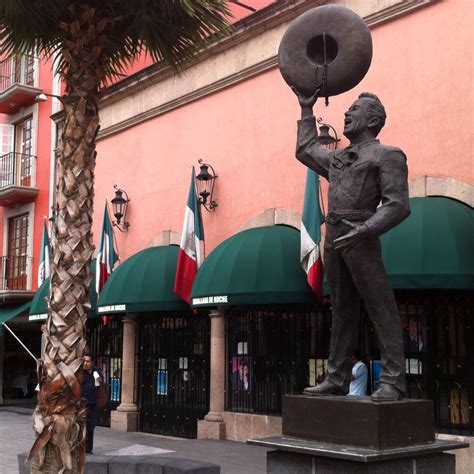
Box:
0 55 36 92
0 255 33 291
0 152 35 189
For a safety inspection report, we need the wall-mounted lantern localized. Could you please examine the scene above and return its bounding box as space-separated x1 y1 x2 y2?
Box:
316 117 340 150
195 159 218 212
111 185 130 232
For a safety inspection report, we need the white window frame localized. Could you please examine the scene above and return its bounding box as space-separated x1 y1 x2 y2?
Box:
9 103 39 188
2 202 35 291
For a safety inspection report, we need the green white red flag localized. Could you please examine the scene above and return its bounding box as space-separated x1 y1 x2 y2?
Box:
300 169 325 299
37 222 51 287
174 168 204 303
96 201 119 324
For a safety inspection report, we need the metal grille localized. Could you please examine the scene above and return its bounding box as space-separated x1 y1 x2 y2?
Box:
137 313 210 439
87 318 123 427
418 292 473 435
0 55 36 91
226 305 332 415
0 152 35 188
226 293 473 434
362 291 474 434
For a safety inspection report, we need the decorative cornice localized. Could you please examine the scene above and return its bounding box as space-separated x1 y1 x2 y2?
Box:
98 0 327 107
99 55 278 139
97 0 436 140
364 0 435 27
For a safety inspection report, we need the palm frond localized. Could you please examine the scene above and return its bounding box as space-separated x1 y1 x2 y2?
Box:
0 0 233 82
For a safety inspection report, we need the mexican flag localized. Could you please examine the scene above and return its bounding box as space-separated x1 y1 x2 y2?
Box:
96 202 119 324
300 169 325 299
174 168 204 304
37 222 51 287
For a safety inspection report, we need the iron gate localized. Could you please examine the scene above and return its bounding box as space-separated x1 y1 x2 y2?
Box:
226 292 474 434
226 305 331 415
87 317 123 427
397 291 474 435
137 312 210 438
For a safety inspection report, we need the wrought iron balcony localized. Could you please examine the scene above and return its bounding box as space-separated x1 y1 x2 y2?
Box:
0 255 34 302
0 152 39 207
0 56 42 114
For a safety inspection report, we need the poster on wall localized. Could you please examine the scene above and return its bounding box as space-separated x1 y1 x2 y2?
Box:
231 356 251 391
156 358 168 395
371 360 381 392
157 370 168 395
406 358 423 375
401 315 427 353
110 377 121 401
110 358 121 402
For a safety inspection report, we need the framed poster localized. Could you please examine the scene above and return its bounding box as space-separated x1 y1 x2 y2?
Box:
231 356 251 391
157 369 168 395
371 360 381 392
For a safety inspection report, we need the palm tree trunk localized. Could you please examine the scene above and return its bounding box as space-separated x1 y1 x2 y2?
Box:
29 6 103 471
30 93 100 473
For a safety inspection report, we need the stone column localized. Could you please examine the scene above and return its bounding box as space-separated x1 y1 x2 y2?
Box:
198 308 226 439
111 313 138 431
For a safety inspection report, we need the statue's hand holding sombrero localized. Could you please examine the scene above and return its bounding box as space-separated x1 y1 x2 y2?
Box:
278 5 373 100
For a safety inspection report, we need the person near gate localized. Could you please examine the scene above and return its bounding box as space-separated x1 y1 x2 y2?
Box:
348 350 368 396
81 353 105 454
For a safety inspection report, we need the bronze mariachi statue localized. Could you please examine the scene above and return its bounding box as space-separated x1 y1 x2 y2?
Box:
279 5 410 401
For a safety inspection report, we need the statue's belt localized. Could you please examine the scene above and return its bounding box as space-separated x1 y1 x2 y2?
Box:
326 210 374 224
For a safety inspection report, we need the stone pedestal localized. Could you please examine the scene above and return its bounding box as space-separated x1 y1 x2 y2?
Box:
267 450 455 474
248 396 469 474
283 395 435 449
111 314 138 432
198 309 226 440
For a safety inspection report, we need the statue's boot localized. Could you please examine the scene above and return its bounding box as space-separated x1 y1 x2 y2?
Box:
303 379 347 396
371 383 404 402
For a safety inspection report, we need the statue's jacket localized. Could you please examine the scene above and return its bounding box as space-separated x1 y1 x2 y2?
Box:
296 116 411 240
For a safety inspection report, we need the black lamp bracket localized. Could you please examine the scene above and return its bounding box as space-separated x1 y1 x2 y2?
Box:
316 117 340 146
197 159 218 212
112 184 130 232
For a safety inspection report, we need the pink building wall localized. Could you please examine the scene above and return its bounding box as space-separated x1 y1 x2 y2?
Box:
31 59 55 290
0 57 54 290
93 1 472 259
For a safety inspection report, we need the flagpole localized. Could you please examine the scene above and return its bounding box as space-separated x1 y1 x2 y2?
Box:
318 179 326 217
2 323 38 362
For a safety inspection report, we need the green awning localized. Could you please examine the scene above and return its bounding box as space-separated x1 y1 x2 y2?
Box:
191 225 316 307
97 245 188 314
28 278 49 321
381 197 474 289
0 301 31 334
0 301 31 324
29 262 98 321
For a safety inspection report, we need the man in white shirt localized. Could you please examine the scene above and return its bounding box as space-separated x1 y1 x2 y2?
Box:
349 351 368 396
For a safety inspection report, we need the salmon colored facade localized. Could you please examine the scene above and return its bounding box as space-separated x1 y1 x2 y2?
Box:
87 0 473 448
0 55 57 297
0 53 58 405
92 0 473 258
1 0 473 460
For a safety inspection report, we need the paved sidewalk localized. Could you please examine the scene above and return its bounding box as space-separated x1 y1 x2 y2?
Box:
0 408 268 474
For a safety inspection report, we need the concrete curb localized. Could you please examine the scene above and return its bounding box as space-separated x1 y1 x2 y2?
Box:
18 452 220 473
